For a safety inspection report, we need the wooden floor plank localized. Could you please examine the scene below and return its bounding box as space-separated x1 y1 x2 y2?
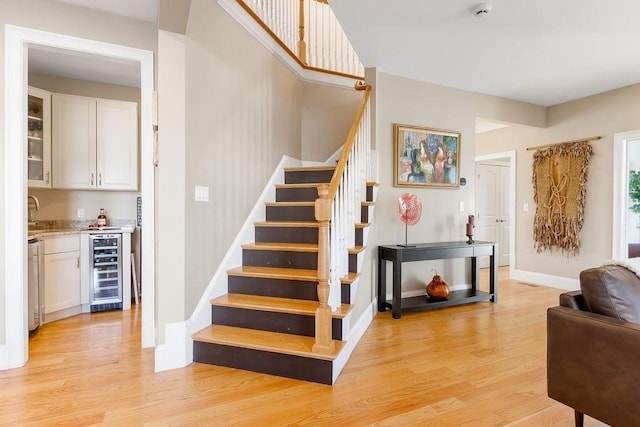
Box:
0 268 608 426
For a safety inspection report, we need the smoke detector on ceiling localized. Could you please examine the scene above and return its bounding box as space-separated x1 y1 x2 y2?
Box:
472 2 493 17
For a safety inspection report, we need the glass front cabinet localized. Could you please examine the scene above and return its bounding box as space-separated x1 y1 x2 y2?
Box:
27 86 52 188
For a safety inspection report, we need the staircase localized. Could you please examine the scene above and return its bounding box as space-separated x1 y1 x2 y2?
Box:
192 166 377 384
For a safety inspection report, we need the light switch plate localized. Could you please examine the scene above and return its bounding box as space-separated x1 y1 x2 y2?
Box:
523 203 529 212
459 201 465 212
195 185 209 202
77 208 85 219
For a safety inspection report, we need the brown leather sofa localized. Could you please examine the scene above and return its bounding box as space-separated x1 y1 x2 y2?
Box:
547 264 640 427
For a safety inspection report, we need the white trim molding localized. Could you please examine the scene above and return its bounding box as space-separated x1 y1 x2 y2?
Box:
511 269 580 291
612 130 640 259
3 25 155 370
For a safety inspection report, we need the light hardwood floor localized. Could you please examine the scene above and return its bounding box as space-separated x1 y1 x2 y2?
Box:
0 268 608 426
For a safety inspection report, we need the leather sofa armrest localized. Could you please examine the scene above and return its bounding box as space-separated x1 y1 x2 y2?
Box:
559 291 585 310
547 306 640 425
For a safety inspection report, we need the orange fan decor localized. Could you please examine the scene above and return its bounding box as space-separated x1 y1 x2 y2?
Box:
397 193 422 246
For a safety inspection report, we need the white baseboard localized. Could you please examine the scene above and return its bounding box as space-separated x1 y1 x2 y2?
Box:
332 300 376 384
511 269 580 291
155 320 191 372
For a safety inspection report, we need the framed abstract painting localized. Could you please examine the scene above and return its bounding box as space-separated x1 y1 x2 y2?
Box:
393 124 460 188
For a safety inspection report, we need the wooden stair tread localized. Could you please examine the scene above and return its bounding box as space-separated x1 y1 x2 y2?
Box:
211 293 352 318
254 220 319 228
341 272 360 284
242 242 318 252
192 325 344 361
348 246 365 254
355 222 371 229
227 266 318 281
284 166 335 172
366 181 380 186
265 201 315 207
361 201 375 207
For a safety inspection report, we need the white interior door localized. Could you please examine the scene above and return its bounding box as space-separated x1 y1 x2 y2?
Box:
476 163 510 267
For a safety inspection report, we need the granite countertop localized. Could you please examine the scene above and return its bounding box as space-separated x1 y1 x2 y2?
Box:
28 220 135 239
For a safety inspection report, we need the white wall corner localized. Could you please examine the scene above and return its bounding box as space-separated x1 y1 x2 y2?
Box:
332 300 376 384
511 269 580 291
155 320 192 372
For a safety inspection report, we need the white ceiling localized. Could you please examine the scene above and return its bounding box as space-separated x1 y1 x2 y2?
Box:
330 0 640 107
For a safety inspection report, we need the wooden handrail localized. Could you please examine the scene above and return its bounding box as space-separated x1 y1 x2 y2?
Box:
327 81 371 199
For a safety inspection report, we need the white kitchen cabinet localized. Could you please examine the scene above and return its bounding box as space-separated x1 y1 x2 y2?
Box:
52 93 138 191
27 86 52 188
43 235 80 316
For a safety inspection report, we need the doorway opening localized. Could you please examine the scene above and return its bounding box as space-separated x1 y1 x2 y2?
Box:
613 130 640 259
475 151 516 273
3 25 155 369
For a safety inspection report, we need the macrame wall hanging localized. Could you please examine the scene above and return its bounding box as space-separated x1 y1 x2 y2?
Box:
530 138 595 256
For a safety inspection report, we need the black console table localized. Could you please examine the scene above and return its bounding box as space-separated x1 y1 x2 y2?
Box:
377 241 498 319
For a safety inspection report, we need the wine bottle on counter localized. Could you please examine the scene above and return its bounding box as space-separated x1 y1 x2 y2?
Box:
97 208 108 227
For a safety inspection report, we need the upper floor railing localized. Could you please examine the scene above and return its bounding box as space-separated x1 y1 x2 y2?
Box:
236 0 365 78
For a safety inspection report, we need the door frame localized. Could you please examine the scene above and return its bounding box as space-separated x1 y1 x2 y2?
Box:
475 150 516 273
3 25 155 369
612 130 640 258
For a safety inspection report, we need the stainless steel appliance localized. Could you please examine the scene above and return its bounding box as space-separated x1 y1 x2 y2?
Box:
89 234 123 312
28 238 44 331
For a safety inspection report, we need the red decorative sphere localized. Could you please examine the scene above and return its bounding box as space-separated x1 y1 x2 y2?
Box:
397 193 422 226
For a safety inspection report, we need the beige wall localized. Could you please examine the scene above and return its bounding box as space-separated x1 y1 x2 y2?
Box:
27 73 140 223
0 0 156 346
477 83 640 279
174 0 302 319
353 71 547 324
301 82 362 162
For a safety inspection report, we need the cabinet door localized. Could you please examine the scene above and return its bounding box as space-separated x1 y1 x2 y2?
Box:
52 94 97 189
96 99 138 190
44 250 81 314
27 87 52 188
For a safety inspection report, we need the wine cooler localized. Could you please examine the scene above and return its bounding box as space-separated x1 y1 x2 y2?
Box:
89 234 123 312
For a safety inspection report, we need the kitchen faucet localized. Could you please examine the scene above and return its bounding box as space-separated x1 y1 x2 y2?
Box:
28 195 40 224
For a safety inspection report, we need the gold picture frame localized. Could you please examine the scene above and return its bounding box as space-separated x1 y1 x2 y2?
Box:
393 124 461 188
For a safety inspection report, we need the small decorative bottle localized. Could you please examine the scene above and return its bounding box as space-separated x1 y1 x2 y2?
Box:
97 208 107 227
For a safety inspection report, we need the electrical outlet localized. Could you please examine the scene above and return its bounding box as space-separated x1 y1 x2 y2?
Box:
77 208 85 219
523 203 529 212
459 201 465 212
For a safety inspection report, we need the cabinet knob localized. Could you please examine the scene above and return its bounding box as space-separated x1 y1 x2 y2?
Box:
98 173 102 186
91 173 94 186
46 171 50 184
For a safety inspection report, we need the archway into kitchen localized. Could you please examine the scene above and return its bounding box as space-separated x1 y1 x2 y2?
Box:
3 25 155 369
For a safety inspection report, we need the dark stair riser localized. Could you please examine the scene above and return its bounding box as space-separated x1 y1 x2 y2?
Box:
285 169 334 184
355 228 363 246
349 253 358 273
361 205 370 223
266 205 315 222
255 225 318 244
229 274 352 305
276 187 319 202
193 341 333 385
212 306 343 340
229 275 318 301
243 249 318 270
366 185 374 202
